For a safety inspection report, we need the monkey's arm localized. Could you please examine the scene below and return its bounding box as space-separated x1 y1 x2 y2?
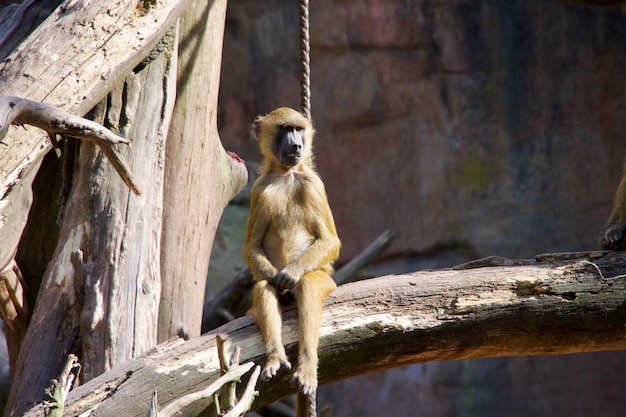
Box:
243 194 279 281
275 195 341 289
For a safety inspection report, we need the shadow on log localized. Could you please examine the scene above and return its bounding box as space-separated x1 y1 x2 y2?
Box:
24 250 626 417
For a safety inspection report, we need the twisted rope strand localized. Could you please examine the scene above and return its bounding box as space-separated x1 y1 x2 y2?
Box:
299 0 311 119
308 391 317 417
299 2 315 414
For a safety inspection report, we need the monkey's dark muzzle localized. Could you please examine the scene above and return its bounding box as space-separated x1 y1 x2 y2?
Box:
279 153 302 167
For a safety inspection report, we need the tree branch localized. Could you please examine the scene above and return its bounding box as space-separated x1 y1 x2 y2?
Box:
0 0 193 196
158 362 256 417
23 250 626 417
41 354 80 417
0 96 140 194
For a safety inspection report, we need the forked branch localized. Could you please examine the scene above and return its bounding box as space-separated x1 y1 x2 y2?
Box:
150 335 260 417
0 96 141 194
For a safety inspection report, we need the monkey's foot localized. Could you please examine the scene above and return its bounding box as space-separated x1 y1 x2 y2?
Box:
261 352 291 382
600 223 626 250
292 362 318 396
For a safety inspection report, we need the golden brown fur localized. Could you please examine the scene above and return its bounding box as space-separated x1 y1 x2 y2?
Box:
601 160 626 250
243 108 340 404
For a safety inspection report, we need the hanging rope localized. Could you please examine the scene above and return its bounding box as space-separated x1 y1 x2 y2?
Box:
299 2 314 410
299 0 311 119
299 6 316 414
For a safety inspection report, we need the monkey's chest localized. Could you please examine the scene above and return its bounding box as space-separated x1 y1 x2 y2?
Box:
263 226 313 269
259 184 316 268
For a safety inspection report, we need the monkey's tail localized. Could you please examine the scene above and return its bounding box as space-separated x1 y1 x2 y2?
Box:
296 391 316 417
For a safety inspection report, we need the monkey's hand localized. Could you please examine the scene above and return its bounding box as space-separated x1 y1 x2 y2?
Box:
270 269 300 291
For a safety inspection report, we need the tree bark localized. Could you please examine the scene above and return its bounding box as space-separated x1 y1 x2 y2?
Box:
0 0 63 62
22 251 626 417
5 29 178 416
0 0 193 352
158 0 247 342
0 95 144 373
0 0 190 304
1 0 247 415
0 0 190 192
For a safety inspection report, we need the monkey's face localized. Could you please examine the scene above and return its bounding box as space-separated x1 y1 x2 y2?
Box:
254 107 314 170
275 125 305 167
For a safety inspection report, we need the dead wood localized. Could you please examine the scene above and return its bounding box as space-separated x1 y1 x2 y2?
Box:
21 250 626 417
4 38 179 415
0 96 140 194
2 0 248 414
0 0 192 196
41 354 80 417
0 0 193 283
0 96 140 369
157 0 248 342
145 335 260 417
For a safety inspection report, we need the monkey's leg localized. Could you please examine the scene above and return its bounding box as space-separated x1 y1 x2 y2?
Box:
252 280 292 381
601 162 626 250
291 270 336 396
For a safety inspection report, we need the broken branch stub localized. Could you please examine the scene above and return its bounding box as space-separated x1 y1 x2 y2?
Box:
0 96 140 194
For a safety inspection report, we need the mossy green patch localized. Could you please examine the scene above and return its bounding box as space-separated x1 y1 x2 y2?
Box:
453 156 492 194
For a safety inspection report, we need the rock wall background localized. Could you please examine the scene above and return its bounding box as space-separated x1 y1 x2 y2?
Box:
212 0 626 416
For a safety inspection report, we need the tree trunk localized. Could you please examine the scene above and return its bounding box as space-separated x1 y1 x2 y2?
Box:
158 0 247 342
22 251 626 417
0 0 191 353
1 0 246 415
0 0 187 188
5 26 178 416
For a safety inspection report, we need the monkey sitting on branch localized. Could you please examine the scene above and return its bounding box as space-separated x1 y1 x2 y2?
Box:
243 107 341 414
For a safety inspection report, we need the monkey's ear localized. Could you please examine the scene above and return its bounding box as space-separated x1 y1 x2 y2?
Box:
252 116 263 141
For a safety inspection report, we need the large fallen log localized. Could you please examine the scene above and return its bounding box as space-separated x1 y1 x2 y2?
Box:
23 250 626 417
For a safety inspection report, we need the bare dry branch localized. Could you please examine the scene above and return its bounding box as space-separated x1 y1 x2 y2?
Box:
0 259 27 330
0 0 194 198
0 96 140 194
222 365 261 417
147 392 159 417
157 361 256 417
217 334 238 410
42 354 80 417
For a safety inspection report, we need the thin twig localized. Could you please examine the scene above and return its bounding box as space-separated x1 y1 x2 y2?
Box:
43 354 80 417
217 334 238 410
146 392 159 417
158 362 255 417
578 260 626 280
222 365 261 417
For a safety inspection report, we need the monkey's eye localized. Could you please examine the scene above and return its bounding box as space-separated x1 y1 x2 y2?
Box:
278 125 303 132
